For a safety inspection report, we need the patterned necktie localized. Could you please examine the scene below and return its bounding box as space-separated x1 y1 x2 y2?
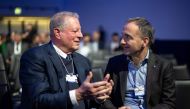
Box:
66 54 72 61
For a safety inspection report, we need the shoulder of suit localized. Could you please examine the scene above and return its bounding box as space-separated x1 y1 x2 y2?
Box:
150 53 171 65
109 54 126 62
22 43 48 57
73 52 89 60
111 54 125 58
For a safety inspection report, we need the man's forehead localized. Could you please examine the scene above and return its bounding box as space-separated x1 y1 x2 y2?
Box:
123 22 138 30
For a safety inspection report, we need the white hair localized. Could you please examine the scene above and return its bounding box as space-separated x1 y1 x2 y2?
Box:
49 11 79 36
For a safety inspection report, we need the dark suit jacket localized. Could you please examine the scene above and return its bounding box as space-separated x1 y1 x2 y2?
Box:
102 53 175 109
19 42 94 109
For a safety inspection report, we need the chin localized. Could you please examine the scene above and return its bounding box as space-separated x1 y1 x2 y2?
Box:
124 52 130 56
123 49 130 55
73 46 79 51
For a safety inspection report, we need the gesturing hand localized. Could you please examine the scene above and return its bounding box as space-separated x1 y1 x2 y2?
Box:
76 72 110 101
95 73 114 103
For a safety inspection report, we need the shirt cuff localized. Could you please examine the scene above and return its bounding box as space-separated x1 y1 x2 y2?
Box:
69 90 79 106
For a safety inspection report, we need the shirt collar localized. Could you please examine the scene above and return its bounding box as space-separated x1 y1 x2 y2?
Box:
127 49 150 67
14 42 21 46
52 42 67 59
145 49 150 60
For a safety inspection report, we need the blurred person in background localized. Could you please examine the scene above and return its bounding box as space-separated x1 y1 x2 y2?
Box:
32 32 50 47
97 26 106 50
78 33 92 57
22 23 37 45
38 32 50 45
31 34 41 47
110 32 121 53
102 17 175 109
0 33 8 63
91 30 101 52
5 31 29 93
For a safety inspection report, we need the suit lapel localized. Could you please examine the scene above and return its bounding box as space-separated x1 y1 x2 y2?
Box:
46 42 67 91
146 53 158 104
72 53 86 84
120 70 127 102
119 55 129 102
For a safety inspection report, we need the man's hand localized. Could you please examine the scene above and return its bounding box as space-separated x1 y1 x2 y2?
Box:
95 73 114 103
76 72 111 101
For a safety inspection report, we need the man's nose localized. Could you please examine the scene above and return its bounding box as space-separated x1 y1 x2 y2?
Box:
78 31 83 38
120 38 126 45
120 38 128 48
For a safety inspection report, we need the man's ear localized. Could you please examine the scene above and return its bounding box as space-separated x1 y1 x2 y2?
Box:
142 36 149 47
53 28 62 39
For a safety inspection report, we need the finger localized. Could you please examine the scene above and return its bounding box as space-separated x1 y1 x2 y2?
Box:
94 87 110 96
104 84 112 95
85 72 93 83
105 80 114 93
110 79 114 86
92 81 107 88
105 80 114 90
93 85 107 93
105 81 113 87
96 94 110 100
103 73 110 81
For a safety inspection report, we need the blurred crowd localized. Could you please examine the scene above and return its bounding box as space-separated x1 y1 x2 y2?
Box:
0 23 50 95
78 31 122 57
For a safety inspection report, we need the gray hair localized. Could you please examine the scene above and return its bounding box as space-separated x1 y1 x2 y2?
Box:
49 11 79 36
127 17 155 46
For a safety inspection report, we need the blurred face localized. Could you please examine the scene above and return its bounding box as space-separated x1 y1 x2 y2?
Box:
33 35 40 44
83 35 90 44
39 33 49 44
121 22 148 56
14 33 22 43
92 31 100 41
26 24 33 31
112 35 119 42
54 17 83 53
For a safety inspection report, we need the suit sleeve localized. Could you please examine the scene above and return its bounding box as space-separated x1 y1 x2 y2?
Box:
153 62 176 109
19 51 70 109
